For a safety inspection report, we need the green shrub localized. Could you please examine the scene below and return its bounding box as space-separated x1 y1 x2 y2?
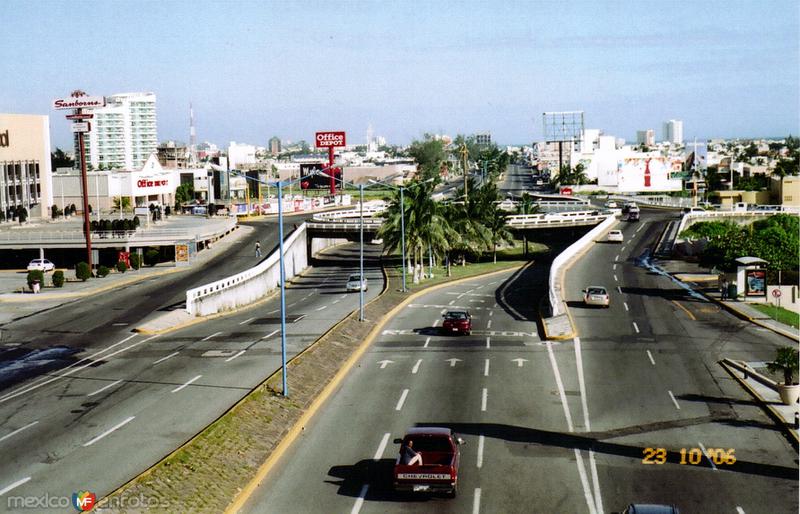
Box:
129 253 141 270
97 265 110 277
116 261 127 273
144 249 160 267
75 262 92 281
27 269 44 289
52 270 65 287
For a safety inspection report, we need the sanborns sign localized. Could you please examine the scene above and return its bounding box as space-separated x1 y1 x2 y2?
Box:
315 131 346 148
52 96 106 110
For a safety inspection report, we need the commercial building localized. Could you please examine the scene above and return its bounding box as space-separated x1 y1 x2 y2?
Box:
228 142 257 169
76 92 158 171
663 119 683 144
770 175 800 206
157 140 191 168
636 129 655 147
475 132 492 145
0 113 52 220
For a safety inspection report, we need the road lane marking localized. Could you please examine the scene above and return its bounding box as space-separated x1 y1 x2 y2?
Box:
671 300 696 320
432 319 439 327
589 449 604 514
225 350 246 362
83 416 135 447
668 390 681 410
574 337 591 432
239 317 255 325
736 508 746 514
698 442 718 471
472 488 481 514
623 302 629 312
340 294 348 299
617 286 622 294
646 350 656 366
615 254 620 261
332 299 340 304
378 360 394 369
0 334 156 405
395 389 409 410
612 264 616 270
489 310 493 316
374 433 390 460
0 421 38 444
423 337 431 348
484 359 490 377
351 484 369 514
267 309 278 314
87 379 123 397
315 305 327 311
446 358 462 367
486 320 492 329
486 337 491 349
614 274 618 282
153 351 179 365
632 322 640 334
412 359 422 374
574 449 598 514
441 308 447 314
448 299 455 305
287 302 297 308
512 358 528 367
481 388 487 411
294 314 307 322
201 332 222 341
477 435 485 468
636 225 644 233
0 476 31 496
261 329 280 340
172 375 202 393
546 341 574 432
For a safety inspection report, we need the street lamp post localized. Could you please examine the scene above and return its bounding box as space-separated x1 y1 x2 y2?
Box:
277 180 288 396
359 183 365 321
399 186 406 292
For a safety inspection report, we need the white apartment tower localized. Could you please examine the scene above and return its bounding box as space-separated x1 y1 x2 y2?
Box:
636 129 655 146
662 119 683 144
75 92 158 170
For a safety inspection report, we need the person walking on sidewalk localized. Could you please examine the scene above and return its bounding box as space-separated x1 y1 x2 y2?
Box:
255 240 261 258
720 275 729 300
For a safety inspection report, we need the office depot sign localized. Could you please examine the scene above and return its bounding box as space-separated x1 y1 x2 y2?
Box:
52 96 106 110
315 131 346 148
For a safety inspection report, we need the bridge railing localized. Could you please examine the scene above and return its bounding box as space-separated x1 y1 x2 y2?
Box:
312 202 387 221
675 209 794 237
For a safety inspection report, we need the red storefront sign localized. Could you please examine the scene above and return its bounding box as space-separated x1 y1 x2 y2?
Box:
315 131 346 148
137 179 169 188
118 251 131 267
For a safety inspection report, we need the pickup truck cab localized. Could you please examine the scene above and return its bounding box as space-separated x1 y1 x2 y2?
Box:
393 427 465 497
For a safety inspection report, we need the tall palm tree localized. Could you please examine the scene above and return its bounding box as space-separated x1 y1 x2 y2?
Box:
487 208 514 263
516 193 538 256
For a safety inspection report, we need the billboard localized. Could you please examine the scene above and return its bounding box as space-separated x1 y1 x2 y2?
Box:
315 131 346 148
615 157 683 193
745 269 766 297
300 163 341 189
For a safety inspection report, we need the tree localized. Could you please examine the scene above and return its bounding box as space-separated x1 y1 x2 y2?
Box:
767 346 799 385
408 137 447 181
51 147 74 170
516 193 539 256
174 183 195 207
113 196 132 211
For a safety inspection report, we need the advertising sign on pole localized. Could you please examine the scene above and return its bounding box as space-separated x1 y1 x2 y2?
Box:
315 131 346 148
65 113 94 121
71 122 91 133
745 269 766 296
52 96 106 110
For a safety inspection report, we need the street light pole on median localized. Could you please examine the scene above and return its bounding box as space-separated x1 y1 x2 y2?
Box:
359 183 365 322
399 186 406 292
277 180 288 396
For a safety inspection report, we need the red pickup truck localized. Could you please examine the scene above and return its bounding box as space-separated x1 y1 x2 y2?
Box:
393 427 465 497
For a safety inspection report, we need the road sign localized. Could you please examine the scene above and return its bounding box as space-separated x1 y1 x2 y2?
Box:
53 96 106 110
772 289 782 298
66 113 94 120
315 131 346 148
71 122 91 133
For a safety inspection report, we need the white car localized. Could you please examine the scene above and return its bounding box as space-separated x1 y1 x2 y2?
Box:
346 274 368 292
607 230 624 243
605 200 618 209
27 259 55 272
583 286 610 307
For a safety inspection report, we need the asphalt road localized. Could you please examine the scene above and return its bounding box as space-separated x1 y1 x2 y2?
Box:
0 239 383 512
239 207 798 514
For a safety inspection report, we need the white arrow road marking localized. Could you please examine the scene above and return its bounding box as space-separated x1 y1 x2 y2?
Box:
378 360 394 369
511 358 528 367
0 476 31 496
445 358 462 367
0 421 38 444
83 416 135 447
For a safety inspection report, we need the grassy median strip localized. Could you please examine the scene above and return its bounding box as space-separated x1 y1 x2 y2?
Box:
96 256 535 513
751 303 800 329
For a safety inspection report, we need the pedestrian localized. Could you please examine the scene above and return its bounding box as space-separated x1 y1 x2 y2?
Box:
400 439 423 466
720 276 729 300
255 240 261 258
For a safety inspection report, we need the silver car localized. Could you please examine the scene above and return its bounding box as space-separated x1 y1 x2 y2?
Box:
346 274 368 292
27 259 55 272
582 286 610 307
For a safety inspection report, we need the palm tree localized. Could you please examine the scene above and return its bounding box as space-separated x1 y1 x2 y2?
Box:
516 193 538 256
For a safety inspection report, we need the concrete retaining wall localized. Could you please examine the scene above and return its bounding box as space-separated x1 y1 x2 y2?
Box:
186 223 345 317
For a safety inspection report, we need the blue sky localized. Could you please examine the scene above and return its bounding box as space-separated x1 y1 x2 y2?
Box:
2 0 798 149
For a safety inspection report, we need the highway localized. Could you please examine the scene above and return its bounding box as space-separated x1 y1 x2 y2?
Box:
239 207 798 514
0 234 383 509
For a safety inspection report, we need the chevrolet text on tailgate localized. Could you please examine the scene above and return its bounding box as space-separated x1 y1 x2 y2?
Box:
393 427 465 497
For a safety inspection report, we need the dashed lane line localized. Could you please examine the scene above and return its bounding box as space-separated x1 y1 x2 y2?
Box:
484 359 489 377
0 421 38 444
261 329 280 340
423 337 431 348
225 350 246 362
412 359 422 374
668 390 681 410
201 331 222 341
698 441 718 471
623 302 629 312
153 351 179 365
239 317 255 325
632 322 640 334
477 434 485 468
646 350 656 366
171 375 202 393
0 476 31 496
472 488 482 514
87 379 123 397
351 484 369 514
83 416 135 447
481 388 487 411
395 389 409 411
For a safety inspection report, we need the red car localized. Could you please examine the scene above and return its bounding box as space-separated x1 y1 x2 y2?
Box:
442 310 472 335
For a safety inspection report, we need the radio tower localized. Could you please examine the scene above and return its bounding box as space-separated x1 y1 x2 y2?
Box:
189 102 197 165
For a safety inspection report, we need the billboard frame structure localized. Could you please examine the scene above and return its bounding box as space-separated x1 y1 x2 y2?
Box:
543 111 584 177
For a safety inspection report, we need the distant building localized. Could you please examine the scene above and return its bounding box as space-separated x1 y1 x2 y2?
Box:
662 119 683 144
197 141 219 161
268 136 281 156
636 129 655 146
157 140 190 168
227 142 257 169
475 132 492 146
0 113 52 219
771 175 800 206
76 92 158 171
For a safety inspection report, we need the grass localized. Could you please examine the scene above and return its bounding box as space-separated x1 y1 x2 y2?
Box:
751 303 800 329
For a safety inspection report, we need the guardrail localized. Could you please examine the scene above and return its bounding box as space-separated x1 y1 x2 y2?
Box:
306 220 384 231
506 211 610 227
312 202 387 221
675 209 792 238
610 195 692 208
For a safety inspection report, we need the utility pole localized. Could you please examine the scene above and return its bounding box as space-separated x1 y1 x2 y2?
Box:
460 143 469 202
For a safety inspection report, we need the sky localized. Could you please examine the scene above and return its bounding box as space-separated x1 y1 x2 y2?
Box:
2 0 798 150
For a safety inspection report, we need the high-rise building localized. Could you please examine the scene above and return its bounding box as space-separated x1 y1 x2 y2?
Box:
636 129 655 146
662 120 683 144
0 113 52 219
269 136 281 156
76 92 157 171
476 132 492 145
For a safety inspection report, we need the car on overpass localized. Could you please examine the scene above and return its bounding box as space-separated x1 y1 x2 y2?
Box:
442 310 472 335
582 286 610 307
346 274 368 292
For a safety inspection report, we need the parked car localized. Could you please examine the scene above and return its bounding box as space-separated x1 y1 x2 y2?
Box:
346 273 368 292
27 259 55 272
582 286 610 307
393 427 465 497
442 310 472 335
607 229 624 243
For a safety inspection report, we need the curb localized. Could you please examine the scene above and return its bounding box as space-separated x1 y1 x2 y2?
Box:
701 292 798 342
719 359 799 450
224 264 521 513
